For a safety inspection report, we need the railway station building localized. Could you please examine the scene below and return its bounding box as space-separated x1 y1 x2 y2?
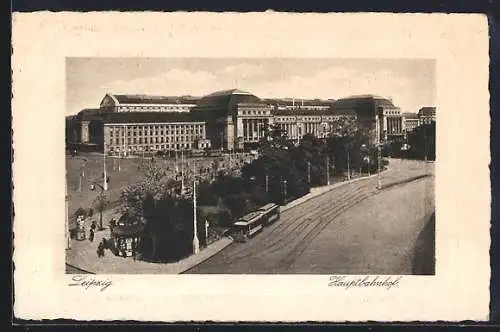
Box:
67 90 409 153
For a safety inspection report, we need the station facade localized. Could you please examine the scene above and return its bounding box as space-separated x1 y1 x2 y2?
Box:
67 90 423 153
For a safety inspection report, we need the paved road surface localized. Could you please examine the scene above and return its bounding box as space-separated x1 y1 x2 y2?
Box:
186 159 435 274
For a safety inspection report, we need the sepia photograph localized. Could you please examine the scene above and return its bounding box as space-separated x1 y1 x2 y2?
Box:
65 58 436 275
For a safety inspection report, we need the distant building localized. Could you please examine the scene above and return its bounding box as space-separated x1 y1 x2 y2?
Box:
331 95 405 143
402 112 420 134
67 108 104 150
418 107 436 125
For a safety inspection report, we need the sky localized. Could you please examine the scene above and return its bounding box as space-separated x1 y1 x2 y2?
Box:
66 58 436 116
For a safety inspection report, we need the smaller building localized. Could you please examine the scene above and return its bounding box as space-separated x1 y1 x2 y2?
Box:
403 112 420 134
418 107 436 125
331 95 405 143
66 108 105 151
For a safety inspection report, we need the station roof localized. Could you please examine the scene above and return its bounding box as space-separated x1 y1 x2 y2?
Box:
418 107 436 117
331 95 399 118
102 93 200 106
197 89 263 107
263 98 334 107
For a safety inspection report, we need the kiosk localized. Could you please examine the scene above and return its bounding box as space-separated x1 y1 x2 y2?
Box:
109 214 145 258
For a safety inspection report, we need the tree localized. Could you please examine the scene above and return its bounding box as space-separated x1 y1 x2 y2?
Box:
92 192 109 230
259 123 294 151
74 207 86 219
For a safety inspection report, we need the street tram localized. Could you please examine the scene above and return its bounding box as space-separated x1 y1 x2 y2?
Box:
258 203 280 226
233 211 265 240
231 203 281 242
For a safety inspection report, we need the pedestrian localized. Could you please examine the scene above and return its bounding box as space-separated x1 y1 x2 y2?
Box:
89 229 95 242
97 242 103 258
91 220 97 231
100 243 105 257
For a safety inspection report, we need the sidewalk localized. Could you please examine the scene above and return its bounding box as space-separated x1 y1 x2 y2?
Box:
66 209 233 274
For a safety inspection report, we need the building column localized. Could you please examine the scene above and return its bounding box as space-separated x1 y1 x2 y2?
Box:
80 120 90 143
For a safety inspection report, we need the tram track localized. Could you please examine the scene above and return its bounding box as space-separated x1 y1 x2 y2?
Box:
226 183 367 258
229 185 374 262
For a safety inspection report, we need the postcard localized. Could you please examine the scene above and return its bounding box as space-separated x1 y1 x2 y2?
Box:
12 12 490 322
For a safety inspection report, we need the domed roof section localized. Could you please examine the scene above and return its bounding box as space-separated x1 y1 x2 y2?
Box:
418 106 436 117
197 89 262 107
331 95 398 118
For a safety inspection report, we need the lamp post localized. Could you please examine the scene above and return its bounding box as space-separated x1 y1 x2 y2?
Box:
376 107 383 190
326 157 330 186
192 161 200 254
423 125 428 161
181 148 185 195
103 146 108 191
78 159 86 192
265 172 269 193
205 218 209 246
307 160 311 185
347 149 351 181
282 178 287 202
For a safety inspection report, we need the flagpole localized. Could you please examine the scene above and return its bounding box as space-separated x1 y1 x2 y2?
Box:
192 161 200 254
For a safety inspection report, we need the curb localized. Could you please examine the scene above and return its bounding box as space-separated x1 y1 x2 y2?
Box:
67 236 234 275
65 263 95 274
179 238 234 274
280 173 378 213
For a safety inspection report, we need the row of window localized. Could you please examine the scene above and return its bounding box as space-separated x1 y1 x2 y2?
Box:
107 124 204 131
385 110 401 115
274 115 352 122
239 109 271 116
116 105 194 112
110 135 200 145
109 129 204 136
109 143 193 151
278 106 330 110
